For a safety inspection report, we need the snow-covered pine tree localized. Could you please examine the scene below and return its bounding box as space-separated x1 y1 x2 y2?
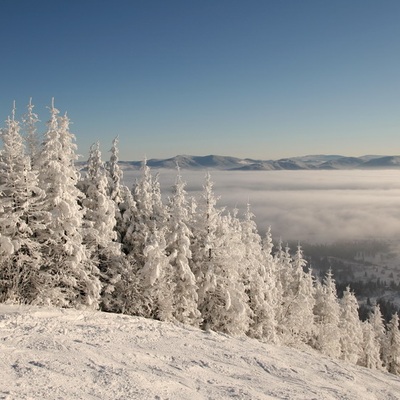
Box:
385 313 400 375
313 270 341 358
241 204 277 341
125 158 155 267
80 142 124 311
166 168 201 326
36 100 100 308
22 98 40 168
260 227 279 344
339 286 363 364
105 136 123 205
359 320 382 370
273 240 294 339
191 173 250 335
0 103 47 303
138 224 174 321
281 245 316 346
368 304 386 368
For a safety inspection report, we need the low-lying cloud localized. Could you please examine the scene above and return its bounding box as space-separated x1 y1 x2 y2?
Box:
123 169 400 244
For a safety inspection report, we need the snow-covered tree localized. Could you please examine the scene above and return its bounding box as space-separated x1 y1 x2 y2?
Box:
191 174 250 335
241 205 277 342
0 103 47 303
279 245 315 346
105 136 123 205
368 304 386 368
313 270 341 358
80 142 124 311
260 227 279 344
36 100 100 308
359 320 382 370
22 98 40 168
339 287 363 364
385 313 400 375
166 169 201 326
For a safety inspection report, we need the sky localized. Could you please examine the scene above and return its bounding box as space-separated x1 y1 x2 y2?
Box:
0 0 400 161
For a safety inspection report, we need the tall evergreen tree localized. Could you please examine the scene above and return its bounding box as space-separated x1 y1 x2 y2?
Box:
359 320 382 370
0 103 47 303
242 205 277 342
166 169 201 326
313 270 341 358
80 142 124 311
385 313 400 375
339 287 363 364
191 174 249 335
368 304 386 368
36 100 100 308
22 98 40 168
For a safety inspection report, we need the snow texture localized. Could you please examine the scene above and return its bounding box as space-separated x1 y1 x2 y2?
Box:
1 305 400 400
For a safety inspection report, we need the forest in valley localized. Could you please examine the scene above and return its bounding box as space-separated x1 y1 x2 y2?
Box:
1 100 400 375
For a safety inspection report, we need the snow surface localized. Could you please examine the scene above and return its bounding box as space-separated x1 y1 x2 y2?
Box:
1 305 400 400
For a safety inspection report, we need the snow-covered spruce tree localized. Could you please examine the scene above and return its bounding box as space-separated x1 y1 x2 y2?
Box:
36 101 100 308
191 173 250 335
280 245 316 347
312 270 341 358
120 160 173 318
241 204 277 341
105 136 123 205
138 223 175 321
79 142 125 312
22 98 40 168
368 304 386 368
385 313 400 375
359 320 382 370
103 136 134 246
124 158 155 266
166 168 201 326
339 287 363 364
0 103 48 303
260 227 279 344
273 240 294 338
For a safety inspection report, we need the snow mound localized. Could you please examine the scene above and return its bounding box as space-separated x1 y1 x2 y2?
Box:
1 305 400 400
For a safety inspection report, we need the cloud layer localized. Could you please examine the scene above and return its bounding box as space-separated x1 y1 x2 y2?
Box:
123 170 400 243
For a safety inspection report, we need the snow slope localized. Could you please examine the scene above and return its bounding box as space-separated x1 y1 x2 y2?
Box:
1 305 400 400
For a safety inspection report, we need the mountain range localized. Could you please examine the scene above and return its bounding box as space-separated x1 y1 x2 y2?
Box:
117 154 400 171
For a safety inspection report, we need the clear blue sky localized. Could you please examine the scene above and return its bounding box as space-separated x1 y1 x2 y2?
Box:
1 0 399 160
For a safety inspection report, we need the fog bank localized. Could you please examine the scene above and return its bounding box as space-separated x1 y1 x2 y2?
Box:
123 170 400 244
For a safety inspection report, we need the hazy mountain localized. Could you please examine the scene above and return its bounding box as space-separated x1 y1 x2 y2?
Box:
116 154 400 171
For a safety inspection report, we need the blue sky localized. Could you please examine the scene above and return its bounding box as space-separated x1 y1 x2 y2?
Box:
1 0 399 161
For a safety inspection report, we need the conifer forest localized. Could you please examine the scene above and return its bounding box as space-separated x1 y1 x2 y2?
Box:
1 100 399 375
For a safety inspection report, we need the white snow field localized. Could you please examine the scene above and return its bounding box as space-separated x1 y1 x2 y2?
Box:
1 305 400 400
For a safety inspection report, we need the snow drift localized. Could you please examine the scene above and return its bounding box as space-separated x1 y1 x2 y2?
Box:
1 305 400 400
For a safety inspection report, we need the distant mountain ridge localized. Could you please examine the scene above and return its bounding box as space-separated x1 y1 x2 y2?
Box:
117 154 400 171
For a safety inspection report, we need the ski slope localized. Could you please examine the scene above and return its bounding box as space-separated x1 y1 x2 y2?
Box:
1 305 400 399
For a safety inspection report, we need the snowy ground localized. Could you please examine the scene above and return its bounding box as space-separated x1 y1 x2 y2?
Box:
1 305 400 400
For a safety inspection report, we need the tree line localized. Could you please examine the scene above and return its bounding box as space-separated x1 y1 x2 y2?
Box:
0 100 399 375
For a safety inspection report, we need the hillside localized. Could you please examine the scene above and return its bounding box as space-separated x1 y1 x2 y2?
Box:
1 305 400 399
